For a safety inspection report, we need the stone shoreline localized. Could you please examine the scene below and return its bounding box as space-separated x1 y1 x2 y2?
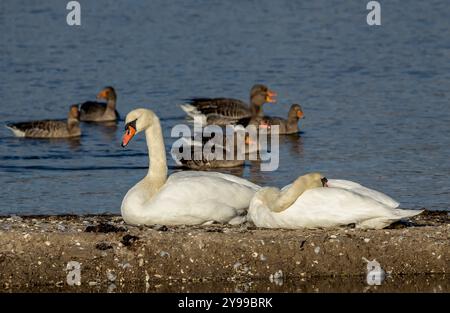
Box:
0 210 448 292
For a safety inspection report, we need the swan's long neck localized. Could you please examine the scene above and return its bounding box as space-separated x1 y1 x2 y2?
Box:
121 109 169 224
268 175 313 213
144 116 167 189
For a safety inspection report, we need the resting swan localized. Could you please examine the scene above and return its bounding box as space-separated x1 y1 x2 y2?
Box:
248 173 423 229
120 108 260 226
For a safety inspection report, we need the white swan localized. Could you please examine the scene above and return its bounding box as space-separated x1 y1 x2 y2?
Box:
120 108 260 226
248 173 422 229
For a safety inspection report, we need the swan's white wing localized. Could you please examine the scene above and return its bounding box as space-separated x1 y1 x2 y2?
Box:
249 187 420 229
169 171 261 191
327 179 399 208
151 174 257 224
123 172 260 226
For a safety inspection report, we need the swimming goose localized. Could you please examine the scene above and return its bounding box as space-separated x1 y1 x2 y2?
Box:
172 130 259 169
120 108 260 226
237 104 305 134
180 84 276 126
248 173 422 229
6 105 81 138
257 104 305 134
79 86 119 122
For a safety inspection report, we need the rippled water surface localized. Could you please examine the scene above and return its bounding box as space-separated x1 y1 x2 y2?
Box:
1 0 449 214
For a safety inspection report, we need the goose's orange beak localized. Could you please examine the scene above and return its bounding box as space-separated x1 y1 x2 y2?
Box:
265 90 277 103
297 110 304 119
122 125 136 147
97 90 108 100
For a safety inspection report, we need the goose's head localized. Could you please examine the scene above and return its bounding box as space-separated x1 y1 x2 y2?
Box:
250 84 277 106
121 108 156 147
68 104 80 121
97 86 117 102
289 104 304 120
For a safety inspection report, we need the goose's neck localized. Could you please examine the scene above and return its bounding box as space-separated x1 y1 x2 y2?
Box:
287 116 299 131
67 118 79 131
144 117 167 189
249 102 263 117
106 98 116 111
287 114 298 124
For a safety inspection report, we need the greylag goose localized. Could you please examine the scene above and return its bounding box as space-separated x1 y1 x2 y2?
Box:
6 105 81 138
172 130 258 169
239 104 304 134
258 104 304 134
79 86 119 122
180 84 276 126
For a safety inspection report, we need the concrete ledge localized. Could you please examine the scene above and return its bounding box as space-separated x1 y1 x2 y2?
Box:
0 211 448 292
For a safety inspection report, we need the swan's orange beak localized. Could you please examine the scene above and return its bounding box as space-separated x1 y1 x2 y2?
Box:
265 90 277 103
97 89 108 100
122 125 136 147
297 110 304 119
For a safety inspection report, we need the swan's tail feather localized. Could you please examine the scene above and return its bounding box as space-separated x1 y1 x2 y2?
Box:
394 208 423 219
358 209 423 229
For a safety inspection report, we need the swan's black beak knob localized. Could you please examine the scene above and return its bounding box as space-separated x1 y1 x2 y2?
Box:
321 177 328 187
122 120 136 148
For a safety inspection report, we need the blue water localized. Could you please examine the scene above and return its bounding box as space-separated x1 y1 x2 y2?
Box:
0 0 449 214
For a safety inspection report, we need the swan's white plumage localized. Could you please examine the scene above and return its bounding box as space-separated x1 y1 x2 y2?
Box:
326 179 399 208
120 108 260 226
249 178 422 229
122 171 259 226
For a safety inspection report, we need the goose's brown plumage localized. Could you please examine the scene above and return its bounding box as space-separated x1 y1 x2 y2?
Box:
172 130 258 169
6 105 81 138
239 104 304 134
80 86 119 122
257 104 305 134
181 84 276 126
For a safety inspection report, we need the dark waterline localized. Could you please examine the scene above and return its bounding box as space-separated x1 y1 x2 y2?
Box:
3 275 448 293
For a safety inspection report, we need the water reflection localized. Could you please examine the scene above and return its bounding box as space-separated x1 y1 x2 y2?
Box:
4 274 448 293
281 133 304 157
82 122 119 142
1 0 449 214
